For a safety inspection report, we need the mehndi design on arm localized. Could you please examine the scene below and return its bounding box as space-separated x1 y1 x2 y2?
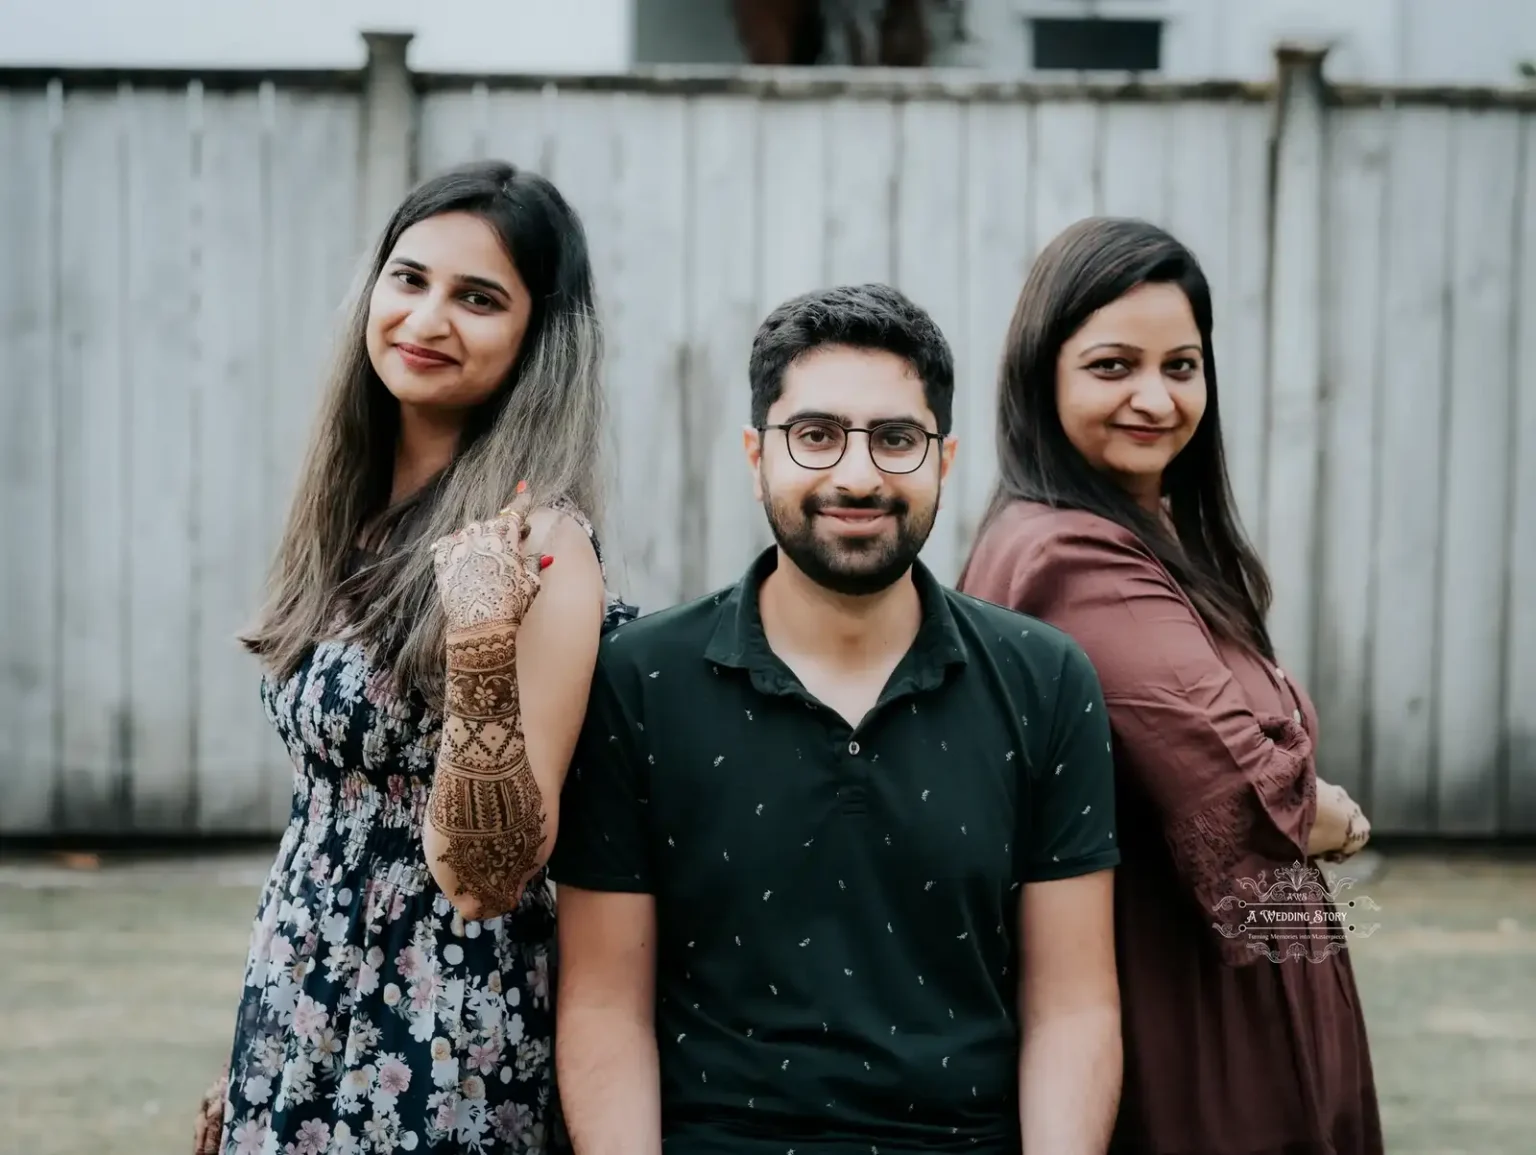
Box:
428 492 548 912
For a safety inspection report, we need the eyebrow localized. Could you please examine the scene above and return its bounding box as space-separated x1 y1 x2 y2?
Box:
1080 341 1202 356
784 409 931 428
389 256 511 299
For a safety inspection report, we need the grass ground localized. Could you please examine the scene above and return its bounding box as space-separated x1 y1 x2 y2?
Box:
1 847 1532 1154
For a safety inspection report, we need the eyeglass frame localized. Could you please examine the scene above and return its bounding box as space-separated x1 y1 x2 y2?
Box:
757 416 944 476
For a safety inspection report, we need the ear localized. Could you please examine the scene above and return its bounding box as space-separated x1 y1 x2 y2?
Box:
938 433 958 485
743 425 765 503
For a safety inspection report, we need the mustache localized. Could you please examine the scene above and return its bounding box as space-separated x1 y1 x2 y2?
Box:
803 493 908 516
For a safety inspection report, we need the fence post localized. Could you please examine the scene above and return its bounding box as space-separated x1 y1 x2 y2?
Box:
1263 42 1329 687
360 30 417 243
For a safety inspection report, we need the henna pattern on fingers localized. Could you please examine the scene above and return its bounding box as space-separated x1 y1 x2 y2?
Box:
434 518 541 633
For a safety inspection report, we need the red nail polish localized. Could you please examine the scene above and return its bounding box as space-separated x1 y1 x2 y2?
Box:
539 555 554 570
515 480 528 494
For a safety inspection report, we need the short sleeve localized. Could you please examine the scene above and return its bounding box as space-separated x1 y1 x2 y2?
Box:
546 645 653 893
1018 642 1120 883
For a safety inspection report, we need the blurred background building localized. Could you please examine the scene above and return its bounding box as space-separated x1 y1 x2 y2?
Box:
0 0 631 72
638 0 1536 81
6 0 1536 82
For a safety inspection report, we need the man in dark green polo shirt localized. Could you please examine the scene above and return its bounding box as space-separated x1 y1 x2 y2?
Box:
549 284 1121 1154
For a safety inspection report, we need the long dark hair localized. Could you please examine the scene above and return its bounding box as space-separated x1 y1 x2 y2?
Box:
967 216 1273 659
241 160 608 706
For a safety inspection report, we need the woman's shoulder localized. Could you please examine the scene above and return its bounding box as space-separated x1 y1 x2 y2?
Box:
532 495 640 629
961 499 1173 616
523 496 605 570
531 494 595 539
972 500 1152 571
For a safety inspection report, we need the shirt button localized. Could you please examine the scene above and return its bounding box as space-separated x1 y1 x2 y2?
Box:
848 741 861 756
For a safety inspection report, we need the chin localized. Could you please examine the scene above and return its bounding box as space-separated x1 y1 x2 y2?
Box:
1110 456 1173 477
1104 447 1176 477
379 374 476 409
1099 459 1167 499
390 385 454 408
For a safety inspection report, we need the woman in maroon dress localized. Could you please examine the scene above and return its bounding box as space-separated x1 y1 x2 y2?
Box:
959 217 1383 1155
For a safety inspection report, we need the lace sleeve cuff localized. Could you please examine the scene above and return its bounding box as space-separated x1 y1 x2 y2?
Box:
1164 716 1317 965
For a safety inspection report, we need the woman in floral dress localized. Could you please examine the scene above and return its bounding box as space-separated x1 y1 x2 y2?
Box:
195 160 635 1155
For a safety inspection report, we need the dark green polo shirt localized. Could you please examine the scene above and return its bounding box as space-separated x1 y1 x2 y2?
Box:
550 548 1118 1154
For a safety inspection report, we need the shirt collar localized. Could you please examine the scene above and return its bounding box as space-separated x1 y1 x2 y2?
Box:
703 546 969 701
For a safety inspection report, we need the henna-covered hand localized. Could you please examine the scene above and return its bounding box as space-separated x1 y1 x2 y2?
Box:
427 483 553 917
1321 803 1372 863
430 486 544 635
190 1063 228 1155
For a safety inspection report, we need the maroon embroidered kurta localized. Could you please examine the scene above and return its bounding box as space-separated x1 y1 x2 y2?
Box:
960 501 1383 1155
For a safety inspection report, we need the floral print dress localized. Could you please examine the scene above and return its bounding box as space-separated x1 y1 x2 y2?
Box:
219 527 635 1155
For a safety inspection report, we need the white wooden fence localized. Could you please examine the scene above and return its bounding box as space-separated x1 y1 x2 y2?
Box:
2 36 1533 837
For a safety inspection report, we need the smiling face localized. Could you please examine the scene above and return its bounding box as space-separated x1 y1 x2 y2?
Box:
364 211 533 417
1054 280 1207 506
744 344 956 597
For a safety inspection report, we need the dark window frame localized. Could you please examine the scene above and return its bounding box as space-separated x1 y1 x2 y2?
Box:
1029 16 1164 72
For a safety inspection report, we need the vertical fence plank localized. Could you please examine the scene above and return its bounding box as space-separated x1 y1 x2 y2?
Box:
1369 106 1454 833
758 101 829 310
545 91 631 577
895 98 966 584
194 91 274 832
267 90 364 533
0 89 61 833
1163 104 1234 329
1315 108 1389 806
1507 112 1536 834
55 88 131 831
604 93 689 612
1434 110 1522 834
122 86 199 831
1263 54 1327 689
359 32 414 243
956 102 1033 569
1222 104 1272 543
825 97 897 284
687 96 763 595
417 87 489 176
485 87 558 175
1030 100 1100 255
546 90 623 332
1098 102 1167 223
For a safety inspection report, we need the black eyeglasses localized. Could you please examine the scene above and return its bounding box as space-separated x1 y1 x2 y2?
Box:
760 417 941 475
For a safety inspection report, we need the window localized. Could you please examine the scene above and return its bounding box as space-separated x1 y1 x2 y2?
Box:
1030 17 1162 71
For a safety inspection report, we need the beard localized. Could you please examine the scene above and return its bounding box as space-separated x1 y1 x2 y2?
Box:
763 486 937 597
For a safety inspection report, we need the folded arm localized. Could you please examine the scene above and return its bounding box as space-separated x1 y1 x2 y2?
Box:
1006 522 1319 964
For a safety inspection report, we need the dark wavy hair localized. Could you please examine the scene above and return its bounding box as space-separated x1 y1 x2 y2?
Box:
967 216 1273 659
747 283 955 434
